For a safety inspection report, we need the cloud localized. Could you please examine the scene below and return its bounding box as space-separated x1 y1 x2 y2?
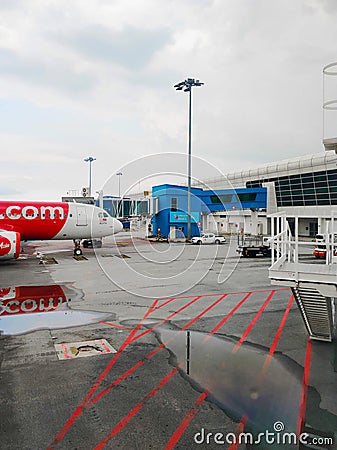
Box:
0 0 22 11
305 0 337 13
0 185 22 197
56 25 172 70
0 48 95 95
0 0 336 201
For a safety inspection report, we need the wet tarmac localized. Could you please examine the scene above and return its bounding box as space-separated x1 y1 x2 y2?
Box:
0 235 336 449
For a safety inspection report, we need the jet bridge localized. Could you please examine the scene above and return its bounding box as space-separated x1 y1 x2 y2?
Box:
269 213 336 342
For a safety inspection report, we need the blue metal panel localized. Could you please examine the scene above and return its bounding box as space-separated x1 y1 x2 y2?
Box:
152 184 267 238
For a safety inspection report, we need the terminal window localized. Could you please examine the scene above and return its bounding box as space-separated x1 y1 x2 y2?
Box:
247 168 337 206
171 197 178 211
237 193 257 202
210 194 233 203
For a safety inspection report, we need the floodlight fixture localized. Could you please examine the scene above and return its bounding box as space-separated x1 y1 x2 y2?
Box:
84 156 96 197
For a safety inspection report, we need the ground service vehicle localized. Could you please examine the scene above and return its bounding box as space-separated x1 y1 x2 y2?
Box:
82 239 103 248
237 235 271 257
191 233 226 245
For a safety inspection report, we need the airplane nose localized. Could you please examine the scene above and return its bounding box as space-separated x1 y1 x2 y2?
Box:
116 219 123 233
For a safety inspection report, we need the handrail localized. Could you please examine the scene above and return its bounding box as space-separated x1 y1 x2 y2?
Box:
269 213 337 268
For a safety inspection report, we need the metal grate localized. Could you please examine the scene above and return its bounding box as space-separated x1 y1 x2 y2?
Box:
292 285 334 342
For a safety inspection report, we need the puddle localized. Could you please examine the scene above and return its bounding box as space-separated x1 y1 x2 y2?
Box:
0 284 110 335
121 320 337 447
152 325 302 437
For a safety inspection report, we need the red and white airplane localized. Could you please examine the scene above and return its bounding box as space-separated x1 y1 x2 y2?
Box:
0 201 123 260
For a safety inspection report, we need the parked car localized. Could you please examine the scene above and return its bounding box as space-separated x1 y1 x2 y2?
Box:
191 233 226 245
313 246 326 258
313 245 337 259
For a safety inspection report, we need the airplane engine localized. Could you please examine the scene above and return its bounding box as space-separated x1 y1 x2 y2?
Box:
0 231 20 260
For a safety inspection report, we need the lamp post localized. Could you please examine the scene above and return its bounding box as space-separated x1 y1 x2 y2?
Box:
84 156 96 197
174 78 204 240
116 172 123 217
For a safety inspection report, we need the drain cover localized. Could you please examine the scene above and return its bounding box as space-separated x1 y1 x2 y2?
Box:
55 339 117 360
44 257 58 264
73 255 88 261
38 256 58 264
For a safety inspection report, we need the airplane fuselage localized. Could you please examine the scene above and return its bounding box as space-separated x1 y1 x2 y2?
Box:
0 201 123 260
0 201 122 241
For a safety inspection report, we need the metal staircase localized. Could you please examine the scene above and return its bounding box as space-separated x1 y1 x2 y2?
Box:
269 213 336 342
292 283 335 342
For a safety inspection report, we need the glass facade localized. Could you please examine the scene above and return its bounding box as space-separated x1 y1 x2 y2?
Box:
236 192 257 202
209 192 258 203
246 169 337 207
210 194 233 204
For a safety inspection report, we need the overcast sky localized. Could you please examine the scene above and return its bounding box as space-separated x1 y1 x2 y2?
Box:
1 0 337 200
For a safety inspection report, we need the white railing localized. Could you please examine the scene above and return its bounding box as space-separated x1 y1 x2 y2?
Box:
269 212 337 270
270 213 294 268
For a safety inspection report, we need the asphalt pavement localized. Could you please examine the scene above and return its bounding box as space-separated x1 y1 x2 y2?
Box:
1 234 336 449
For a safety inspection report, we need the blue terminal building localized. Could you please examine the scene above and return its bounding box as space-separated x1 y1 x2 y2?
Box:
151 184 267 238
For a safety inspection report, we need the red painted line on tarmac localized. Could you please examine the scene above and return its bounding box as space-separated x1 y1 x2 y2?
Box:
130 296 203 343
93 366 179 450
163 291 294 449
146 342 169 359
227 293 295 439
262 294 294 373
164 390 209 450
163 291 295 449
228 414 249 450
48 299 159 449
90 360 145 405
204 292 253 341
97 320 133 331
232 290 276 353
61 343 72 359
49 289 290 448
154 297 177 311
153 288 289 302
147 294 228 360
296 338 312 436
181 294 228 331
89 294 229 403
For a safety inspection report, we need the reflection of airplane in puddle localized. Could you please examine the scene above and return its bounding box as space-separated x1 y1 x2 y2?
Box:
0 200 123 260
0 284 109 335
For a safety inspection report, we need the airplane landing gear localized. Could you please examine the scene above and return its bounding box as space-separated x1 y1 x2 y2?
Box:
73 240 83 256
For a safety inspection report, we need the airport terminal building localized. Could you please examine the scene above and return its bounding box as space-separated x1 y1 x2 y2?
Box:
150 151 337 238
100 151 337 238
193 150 337 237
